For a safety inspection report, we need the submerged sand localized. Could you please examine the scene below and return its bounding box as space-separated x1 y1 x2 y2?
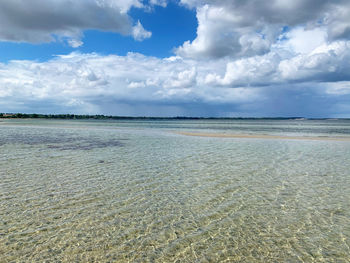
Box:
176 131 350 141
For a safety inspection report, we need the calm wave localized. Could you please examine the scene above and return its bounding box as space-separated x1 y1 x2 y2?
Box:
1 119 350 262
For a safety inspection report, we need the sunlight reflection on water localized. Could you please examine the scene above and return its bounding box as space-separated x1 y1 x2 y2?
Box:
1 119 350 262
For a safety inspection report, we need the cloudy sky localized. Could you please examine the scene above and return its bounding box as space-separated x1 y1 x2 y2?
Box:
1 0 350 117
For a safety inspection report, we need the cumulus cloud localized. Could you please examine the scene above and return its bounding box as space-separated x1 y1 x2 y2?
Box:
176 0 350 59
0 0 151 47
279 27 328 54
278 41 350 82
132 20 152 41
325 82 350 95
176 4 273 59
1 0 350 116
1 37 350 116
203 40 350 88
149 0 167 7
0 52 260 115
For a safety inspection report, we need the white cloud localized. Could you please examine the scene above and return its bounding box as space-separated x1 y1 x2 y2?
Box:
279 27 327 54
176 4 273 59
209 53 281 87
1 37 350 116
163 67 197 89
0 52 260 114
325 82 350 95
128 81 146 89
278 41 350 82
1 0 350 116
132 21 152 41
176 0 350 59
149 0 167 7
0 0 151 47
68 39 84 48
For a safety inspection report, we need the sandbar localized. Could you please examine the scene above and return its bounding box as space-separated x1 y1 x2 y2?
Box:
175 131 350 141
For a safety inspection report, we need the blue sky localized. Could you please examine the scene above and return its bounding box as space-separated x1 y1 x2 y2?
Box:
0 2 197 61
0 0 350 117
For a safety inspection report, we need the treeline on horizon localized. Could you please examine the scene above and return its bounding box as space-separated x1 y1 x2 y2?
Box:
0 113 345 120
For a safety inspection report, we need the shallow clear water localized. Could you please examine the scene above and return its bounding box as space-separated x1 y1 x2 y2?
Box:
1 119 350 262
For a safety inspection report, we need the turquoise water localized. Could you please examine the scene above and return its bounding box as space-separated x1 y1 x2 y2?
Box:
1 119 350 262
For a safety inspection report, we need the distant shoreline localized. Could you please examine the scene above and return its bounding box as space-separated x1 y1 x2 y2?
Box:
0 113 349 120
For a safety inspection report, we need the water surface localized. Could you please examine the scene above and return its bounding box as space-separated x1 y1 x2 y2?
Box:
1 119 350 262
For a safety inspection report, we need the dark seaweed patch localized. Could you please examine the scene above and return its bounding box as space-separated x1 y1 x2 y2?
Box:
0 133 76 145
46 139 124 151
0 132 125 150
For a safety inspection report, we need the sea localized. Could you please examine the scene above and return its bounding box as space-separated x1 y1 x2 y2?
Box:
1 119 350 262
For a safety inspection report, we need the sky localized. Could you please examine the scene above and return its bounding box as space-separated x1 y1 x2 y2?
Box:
0 0 350 117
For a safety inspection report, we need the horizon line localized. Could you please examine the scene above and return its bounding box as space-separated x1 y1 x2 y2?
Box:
1 113 349 120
